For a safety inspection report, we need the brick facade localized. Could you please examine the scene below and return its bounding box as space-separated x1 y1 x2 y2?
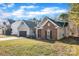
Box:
37 21 57 40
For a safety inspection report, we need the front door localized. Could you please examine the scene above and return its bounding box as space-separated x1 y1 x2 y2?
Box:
45 29 52 40
47 29 50 39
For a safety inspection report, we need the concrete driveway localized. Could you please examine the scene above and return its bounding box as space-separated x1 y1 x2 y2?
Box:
0 37 18 41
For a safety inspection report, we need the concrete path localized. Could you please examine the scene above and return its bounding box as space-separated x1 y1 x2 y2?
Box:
0 37 18 41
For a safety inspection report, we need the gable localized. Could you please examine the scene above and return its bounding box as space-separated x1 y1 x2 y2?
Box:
38 19 59 29
43 21 57 29
18 21 29 31
37 17 68 29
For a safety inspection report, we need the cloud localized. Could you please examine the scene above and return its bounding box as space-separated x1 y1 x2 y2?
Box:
0 5 68 19
12 5 39 18
27 7 68 18
12 5 25 17
14 7 68 18
0 9 11 18
2 12 11 17
20 5 38 9
42 7 59 12
12 9 24 17
4 3 14 7
42 7 68 14
0 3 15 10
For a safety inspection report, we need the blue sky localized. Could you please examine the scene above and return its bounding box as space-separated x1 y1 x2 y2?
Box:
0 3 70 20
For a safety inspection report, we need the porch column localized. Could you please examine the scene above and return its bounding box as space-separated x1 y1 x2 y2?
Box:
17 31 19 37
36 28 38 39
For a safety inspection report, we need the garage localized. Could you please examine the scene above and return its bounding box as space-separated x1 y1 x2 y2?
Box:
19 31 27 37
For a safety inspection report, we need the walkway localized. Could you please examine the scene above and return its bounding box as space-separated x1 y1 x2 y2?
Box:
0 37 18 41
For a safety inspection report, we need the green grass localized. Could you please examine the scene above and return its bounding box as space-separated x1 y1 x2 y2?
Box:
0 37 79 56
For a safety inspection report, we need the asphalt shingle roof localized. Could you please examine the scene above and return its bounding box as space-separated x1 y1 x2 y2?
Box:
44 17 68 27
23 20 37 28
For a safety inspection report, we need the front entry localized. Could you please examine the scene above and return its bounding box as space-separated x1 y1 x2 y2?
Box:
45 30 52 40
19 31 27 37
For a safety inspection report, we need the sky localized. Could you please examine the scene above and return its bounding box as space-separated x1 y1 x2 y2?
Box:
0 3 70 20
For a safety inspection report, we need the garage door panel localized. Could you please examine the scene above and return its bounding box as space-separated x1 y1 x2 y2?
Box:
19 31 27 37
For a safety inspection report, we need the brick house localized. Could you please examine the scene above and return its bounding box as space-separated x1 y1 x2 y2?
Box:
36 17 69 40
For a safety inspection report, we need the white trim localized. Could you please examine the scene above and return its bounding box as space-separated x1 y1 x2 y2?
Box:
36 29 38 38
38 19 59 29
41 20 49 27
48 19 59 28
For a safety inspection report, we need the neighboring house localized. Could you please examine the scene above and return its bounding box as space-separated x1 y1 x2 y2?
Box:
36 17 69 40
68 20 79 37
0 19 15 35
11 20 37 38
0 20 10 35
0 25 6 35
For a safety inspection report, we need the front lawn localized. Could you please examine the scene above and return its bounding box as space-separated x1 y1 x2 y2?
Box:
0 37 79 56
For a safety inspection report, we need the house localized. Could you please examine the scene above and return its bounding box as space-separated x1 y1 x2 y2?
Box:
0 19 15 35
5 19 15 35
11 20 37 38
36 17 69 40
0 25 6 35
68 20 79 37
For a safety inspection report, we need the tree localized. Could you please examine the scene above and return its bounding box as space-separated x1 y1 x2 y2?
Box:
59 13 69 22
69 3 79 25
59 13 69 37
69 3 79 36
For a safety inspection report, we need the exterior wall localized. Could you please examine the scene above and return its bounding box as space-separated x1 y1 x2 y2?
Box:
65 26 70 37
0 27 6 35
57 26 70 39
69 21 79 37
0 29 3 35
11 22 20 36
37 21 57 40
57 27 64 39
29 28 36 37
74 26 79 37
11 28 19 36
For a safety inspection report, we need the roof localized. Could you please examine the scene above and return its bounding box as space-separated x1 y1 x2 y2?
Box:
11 21 22 29
43 16 68 27
7 19 15 24
11 20 37 29
23 20 37 28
